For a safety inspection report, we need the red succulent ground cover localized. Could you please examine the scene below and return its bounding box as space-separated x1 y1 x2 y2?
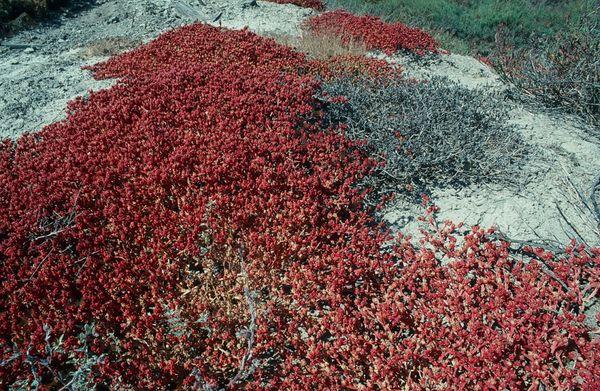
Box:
0 23 598 389
305 10 439 55
265 0 324 11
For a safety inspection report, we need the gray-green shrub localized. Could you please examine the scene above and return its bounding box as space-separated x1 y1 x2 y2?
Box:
325 0 598 54
322 76 528 196
495 12 600 127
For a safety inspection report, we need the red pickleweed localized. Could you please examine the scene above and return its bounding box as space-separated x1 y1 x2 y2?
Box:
0 23 597 390
305 10 439 55
0 23 380 388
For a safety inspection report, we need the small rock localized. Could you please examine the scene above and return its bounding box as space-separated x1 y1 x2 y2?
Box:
7 12 35 32
24 47 35 53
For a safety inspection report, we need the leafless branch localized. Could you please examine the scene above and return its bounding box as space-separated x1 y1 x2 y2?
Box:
20 249 54 288
591 174 600 221
33 190 80 242
227 244 257 387
489 231 571 292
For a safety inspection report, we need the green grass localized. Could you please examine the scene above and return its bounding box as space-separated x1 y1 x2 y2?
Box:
325 0 599 54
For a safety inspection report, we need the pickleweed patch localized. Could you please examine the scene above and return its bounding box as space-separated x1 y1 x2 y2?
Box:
0 23 597 390
305 10 439 55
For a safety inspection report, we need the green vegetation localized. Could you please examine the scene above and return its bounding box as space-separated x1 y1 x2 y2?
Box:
496 11 599 125
326 0 599 54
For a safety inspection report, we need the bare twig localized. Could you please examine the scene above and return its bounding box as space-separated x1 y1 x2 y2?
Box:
556 204 586 244
556 168 600 245
488 230 598 299
227 244 257 387
33 190 80 242
20 250 54 288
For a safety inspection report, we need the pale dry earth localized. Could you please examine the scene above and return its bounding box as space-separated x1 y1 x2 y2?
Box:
380 53 600 245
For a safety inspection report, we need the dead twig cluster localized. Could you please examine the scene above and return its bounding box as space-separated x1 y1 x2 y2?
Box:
555 169 600 246
322 76 528 199
227 244 257 387
32 190 79 243
494 12 600 128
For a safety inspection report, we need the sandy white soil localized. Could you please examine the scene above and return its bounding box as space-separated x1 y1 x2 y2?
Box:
0 0 598 245
381 53 600 245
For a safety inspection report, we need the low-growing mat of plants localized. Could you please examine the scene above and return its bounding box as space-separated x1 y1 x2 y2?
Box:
326 0 598 54
326 0 600 126
0 9 598 390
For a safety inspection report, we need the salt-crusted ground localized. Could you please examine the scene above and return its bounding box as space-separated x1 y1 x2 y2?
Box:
1 0 598 245
381 53 600 245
